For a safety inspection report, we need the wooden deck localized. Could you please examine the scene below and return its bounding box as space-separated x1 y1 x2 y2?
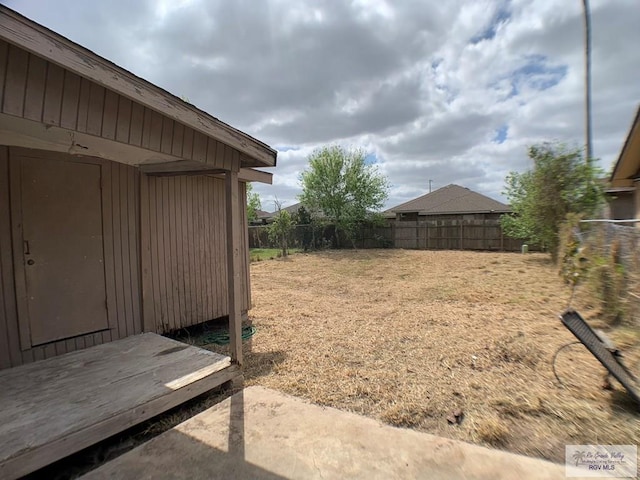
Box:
0 333 238 480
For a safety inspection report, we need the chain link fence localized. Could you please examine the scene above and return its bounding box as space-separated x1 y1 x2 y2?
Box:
577 220 640 325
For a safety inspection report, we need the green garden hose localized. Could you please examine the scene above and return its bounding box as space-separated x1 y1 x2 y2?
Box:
200 325 257 345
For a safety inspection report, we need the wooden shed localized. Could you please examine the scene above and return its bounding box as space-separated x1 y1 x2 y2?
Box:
0 7 275 477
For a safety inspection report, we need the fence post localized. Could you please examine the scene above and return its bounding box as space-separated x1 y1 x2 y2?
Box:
460 221 463 250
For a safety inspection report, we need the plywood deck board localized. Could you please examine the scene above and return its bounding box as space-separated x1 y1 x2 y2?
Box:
0 332 231 477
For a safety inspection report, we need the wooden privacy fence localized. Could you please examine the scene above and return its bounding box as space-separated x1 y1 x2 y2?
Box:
249 220 525 252
391 219 524 251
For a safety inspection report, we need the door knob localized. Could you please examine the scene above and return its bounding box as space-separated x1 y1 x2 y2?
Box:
27 259 35 265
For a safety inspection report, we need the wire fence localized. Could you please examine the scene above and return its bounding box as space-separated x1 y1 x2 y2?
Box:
577 220 640 325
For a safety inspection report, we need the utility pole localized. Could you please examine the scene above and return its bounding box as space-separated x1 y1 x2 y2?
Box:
583 0 592 163
429 180 433 193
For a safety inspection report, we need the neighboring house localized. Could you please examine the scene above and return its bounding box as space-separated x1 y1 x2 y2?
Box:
261 202 322 223
385 184 511 222
608 106 640 220
384 184 517 250
0 5 276 370
250 209 272 225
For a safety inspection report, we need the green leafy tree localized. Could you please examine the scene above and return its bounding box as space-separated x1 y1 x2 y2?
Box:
299 146 389 248
501 143 604 262
268 203 294 257
246 183 261 223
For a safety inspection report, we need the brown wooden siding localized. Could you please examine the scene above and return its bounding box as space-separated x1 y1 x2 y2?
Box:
0 39 235 170
140 175 249 333
0 147 142 368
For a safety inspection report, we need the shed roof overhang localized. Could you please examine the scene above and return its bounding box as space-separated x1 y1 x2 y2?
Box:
0 6 277 174
610 106 640 188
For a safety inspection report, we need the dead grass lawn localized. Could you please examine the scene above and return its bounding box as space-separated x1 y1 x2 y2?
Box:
209 249 639 463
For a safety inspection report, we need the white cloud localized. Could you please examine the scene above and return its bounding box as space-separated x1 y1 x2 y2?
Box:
6 0 640 210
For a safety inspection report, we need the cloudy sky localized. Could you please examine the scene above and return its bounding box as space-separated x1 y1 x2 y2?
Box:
7 0 640 211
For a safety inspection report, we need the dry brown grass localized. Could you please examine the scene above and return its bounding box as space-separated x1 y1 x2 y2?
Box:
204 249 640 464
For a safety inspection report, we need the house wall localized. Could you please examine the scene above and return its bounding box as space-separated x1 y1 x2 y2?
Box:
607 192 635 220
0 147 142 369
0 39 238 170
140 175 250 333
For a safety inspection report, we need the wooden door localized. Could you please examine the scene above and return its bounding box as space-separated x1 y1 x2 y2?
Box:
12 153 108 347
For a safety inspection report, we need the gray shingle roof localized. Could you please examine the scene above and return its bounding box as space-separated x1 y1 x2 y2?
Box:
386 184 510 215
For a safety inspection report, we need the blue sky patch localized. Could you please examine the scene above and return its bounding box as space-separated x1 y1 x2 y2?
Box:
493 125 508 143
275 145 300 152
499 54 567 98
364 152 378 166
470 3 511 44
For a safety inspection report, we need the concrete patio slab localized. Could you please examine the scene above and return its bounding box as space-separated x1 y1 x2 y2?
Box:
83 386 586 480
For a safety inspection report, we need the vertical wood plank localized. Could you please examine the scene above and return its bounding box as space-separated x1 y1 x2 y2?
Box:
42 63 64 126
171 123 184 158
101 161 119 340
216 141 225 170
203 177 212 319
149 110 163 152
139 173 155 332
129 168 142 333
150 178 163 332
43 343 56 359
160 117 174 154
23 55 46 122
185 177 196 323
225 144 235 171
211 178 223 318
219 179 228 315
206 138 217 166
86 83 105 135
173 177 183 326
155 178 169 331
116 96 132 144
76 77 91 132
182 127 194 160
0 147 21 368
32 347 45 361
0 41 9 109
141 107 152 149
119 165 135 336
193 132 208 163
129 102 144 146
101 90 119 140
167 178 181 327
8 153 32 350
0 271 12 369
178 177 190 320
111 163 126 339
60 71 81 130
240 182 251 310
226 168 242 364
195 177 204 321
2 45 28 116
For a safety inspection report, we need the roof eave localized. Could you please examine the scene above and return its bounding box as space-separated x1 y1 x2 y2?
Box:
611 105 640 182
0 5 277 168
